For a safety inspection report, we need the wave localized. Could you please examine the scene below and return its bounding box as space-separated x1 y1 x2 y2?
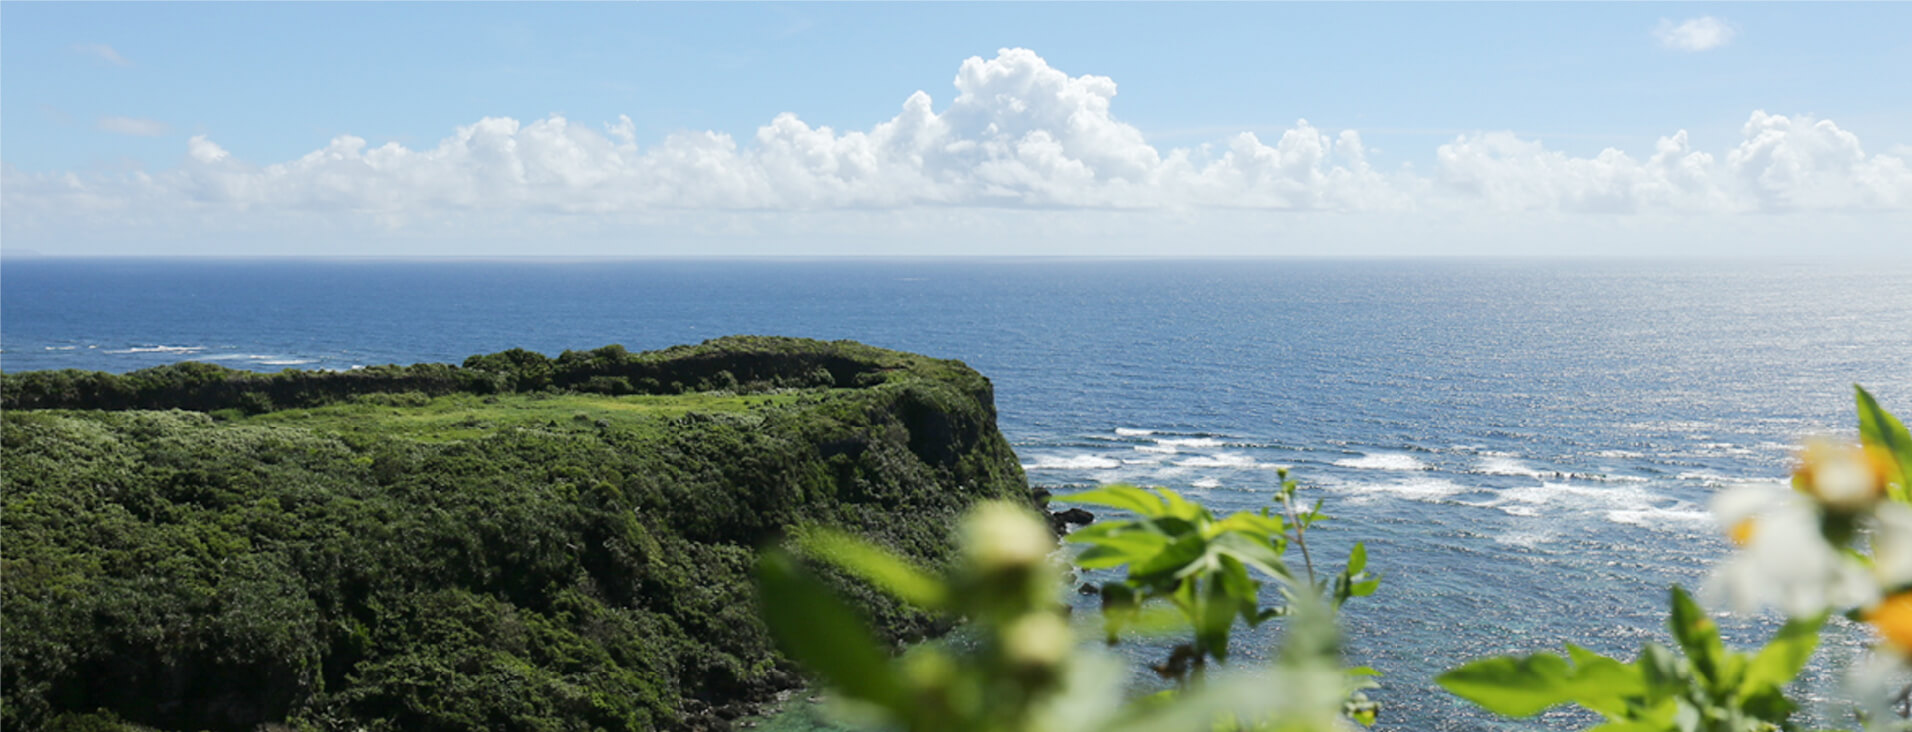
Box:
258 359 317 366
106 345 205 354
1191 477 1221 489
1022 454 1123 471
1157 437 1223 448
1465 457 1646 483
1476 456 1547 477
1174 452 1281 469
1327 476 1471 501
1332 453 1429 471
1114 428 1155 437
1468 482 1711 530
43 346 78 351
1605 505 1712 529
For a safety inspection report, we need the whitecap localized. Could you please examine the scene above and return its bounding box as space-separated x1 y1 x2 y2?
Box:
1175 452 1273 469
1329 476 1470 501
193 354 276 361
1495 529 1556 547
44 346 78 351
1134 444 1178 454
1606 505 1712 529
1157 437 1223 448
1192 477 1222 489
1022 455 1123 471
258 359 316 366
1476 456 1547 478
1114 428 1155 437
1333 453 1428 471
108 345 205 354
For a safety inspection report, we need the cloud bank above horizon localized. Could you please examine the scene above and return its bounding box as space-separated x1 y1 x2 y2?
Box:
5 48 1909 255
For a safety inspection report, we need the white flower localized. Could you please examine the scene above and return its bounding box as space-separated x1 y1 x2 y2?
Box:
1873 501 1912 589
1705 483 1878 616
1794 438 1891 512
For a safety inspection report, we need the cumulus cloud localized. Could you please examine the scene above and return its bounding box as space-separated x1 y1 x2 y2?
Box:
4 48 1908 253
96 116 170 137
1655 17 1736 52
73 43 131 66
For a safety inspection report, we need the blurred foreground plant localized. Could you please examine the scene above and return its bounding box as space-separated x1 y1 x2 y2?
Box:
756 474 1380 732
1442 386 1912 731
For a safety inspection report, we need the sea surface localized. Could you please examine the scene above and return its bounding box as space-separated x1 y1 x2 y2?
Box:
5 257 1910 730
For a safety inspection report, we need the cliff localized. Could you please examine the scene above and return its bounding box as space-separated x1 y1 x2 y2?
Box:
0 337 1031 730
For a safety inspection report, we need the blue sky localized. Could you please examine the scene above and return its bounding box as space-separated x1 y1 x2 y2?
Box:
3 2 1909 256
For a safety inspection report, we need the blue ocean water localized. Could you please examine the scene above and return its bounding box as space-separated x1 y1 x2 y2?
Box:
4 257 1910 729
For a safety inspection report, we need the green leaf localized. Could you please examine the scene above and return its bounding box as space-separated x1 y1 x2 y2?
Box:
1739 612 1825 694
1207 531 1292 582
1438 652 1577 717
1561 644 1647 718
1856 385 1912 497
1154 487 1212 522
755 551 905 709
1132 532 1212 582
1213 511 1285 538
1058 484 1166 517
1665 586 1725 686
791 527 948 610
1074 531 1173 569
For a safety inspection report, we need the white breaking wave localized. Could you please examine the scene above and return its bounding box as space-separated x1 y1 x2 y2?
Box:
1192 477 1222 489
1495 528 1557 548
1157 437 1223 448
1114 428 1155 437
1175 452 1279 469
44 346 78 351
258 359 317 366
1022 454 1123 471
1477 456 1547 477
1134 444 1178 454
1328 476 1471 501
1606 505 1712 528
1472 481 1710 530
1333 453 1429 471
107 345 205 354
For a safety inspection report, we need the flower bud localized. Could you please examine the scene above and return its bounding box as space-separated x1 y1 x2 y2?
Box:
1865 591 1912 656
1793 440 1894 512
960 502 1054 578
1001 612 1071 678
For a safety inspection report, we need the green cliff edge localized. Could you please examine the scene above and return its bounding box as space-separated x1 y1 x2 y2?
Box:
1 336 1031 731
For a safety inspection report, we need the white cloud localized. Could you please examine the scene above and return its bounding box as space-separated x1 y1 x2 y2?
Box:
1655 17 1736 52
72 43 131 67
96 116 170 137
4 48 1908 255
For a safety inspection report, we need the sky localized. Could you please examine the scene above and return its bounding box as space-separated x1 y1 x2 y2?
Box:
2 2 1909 257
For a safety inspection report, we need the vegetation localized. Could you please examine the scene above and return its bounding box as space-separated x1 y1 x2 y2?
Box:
761 479 1380 732
1 337 1031 731
764 388 1912 732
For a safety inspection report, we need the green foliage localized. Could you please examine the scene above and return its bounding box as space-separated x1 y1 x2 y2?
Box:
0 335 988 415
1857 385 1912 504
2 338 1031 731
1439 586 1828 731
1062 476 1375 677
759 498 1379 732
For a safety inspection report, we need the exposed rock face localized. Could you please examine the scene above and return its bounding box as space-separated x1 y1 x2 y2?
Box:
2 337 1032 731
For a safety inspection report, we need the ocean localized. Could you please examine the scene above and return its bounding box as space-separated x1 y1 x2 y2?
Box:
4 257 1909 730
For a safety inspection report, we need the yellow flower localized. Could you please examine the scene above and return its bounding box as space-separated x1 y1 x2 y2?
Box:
1793 439 1895 511
1865 591 1912 655
1728 517 1757 547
